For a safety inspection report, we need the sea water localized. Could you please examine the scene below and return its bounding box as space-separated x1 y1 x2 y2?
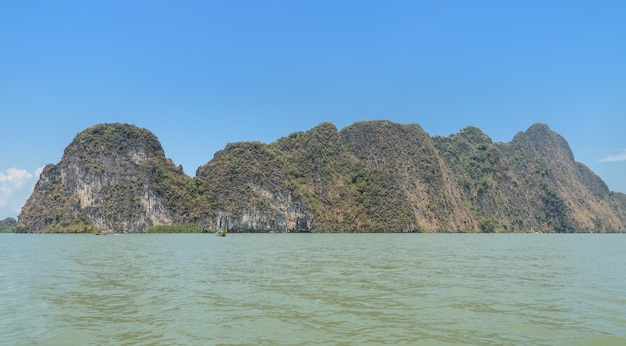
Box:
1 233 625 345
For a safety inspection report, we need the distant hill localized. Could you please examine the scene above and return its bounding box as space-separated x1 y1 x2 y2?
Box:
17 121 626 233
0 217 16 233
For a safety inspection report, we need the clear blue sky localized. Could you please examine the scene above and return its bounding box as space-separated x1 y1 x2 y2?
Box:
1 0 625 219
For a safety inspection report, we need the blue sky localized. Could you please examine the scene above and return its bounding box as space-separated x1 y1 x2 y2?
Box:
1 0 625 219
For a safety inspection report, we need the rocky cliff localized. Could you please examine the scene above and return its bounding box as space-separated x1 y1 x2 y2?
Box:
17 121 626 233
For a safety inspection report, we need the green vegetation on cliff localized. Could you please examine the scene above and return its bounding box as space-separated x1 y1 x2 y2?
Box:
147 224 203 233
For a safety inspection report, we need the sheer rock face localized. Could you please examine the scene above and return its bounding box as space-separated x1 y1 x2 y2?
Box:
17 121 626 233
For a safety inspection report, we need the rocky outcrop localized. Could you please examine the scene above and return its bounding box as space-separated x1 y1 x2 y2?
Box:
341 121 475 232
17 124 193 233
195 141 315 232
17 121 626 233
502 124 625 232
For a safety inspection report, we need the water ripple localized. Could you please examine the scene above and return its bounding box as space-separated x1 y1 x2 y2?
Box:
1 233 625 345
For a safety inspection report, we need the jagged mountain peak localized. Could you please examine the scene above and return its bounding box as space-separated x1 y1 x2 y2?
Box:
457 126 492 144
523 122 575 162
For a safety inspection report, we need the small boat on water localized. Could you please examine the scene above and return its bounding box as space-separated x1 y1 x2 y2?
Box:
215 228 226 237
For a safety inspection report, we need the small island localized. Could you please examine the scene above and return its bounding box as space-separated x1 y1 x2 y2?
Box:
15 121 626 234
0 217 16 233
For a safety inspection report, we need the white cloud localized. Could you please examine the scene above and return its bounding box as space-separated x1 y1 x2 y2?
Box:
0 167 39 218
0 167 33 188
599 149 626 162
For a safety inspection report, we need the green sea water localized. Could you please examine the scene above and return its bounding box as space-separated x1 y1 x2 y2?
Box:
1 233 625 345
